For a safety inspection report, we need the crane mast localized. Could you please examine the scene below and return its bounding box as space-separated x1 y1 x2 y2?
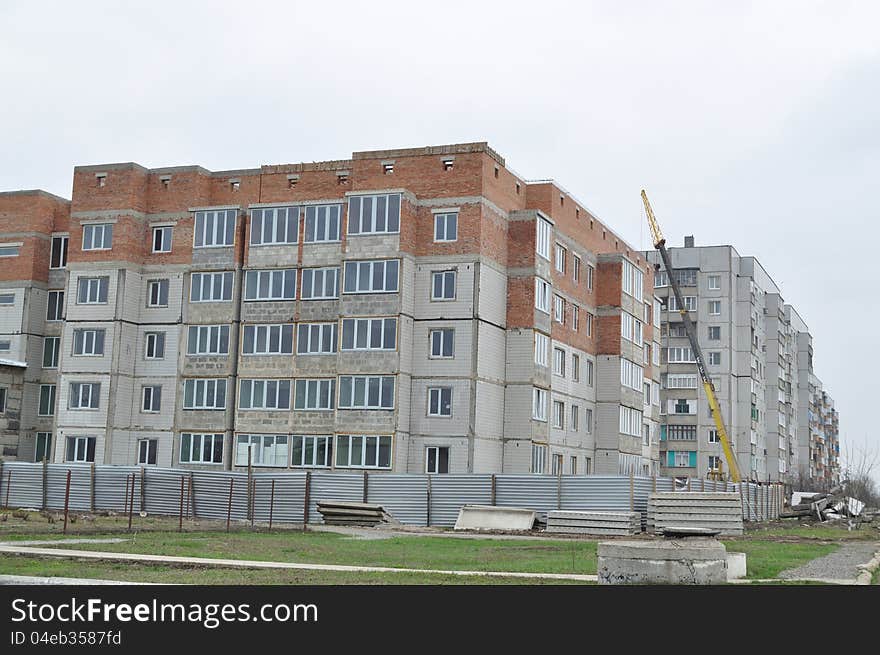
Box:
641 190 742 483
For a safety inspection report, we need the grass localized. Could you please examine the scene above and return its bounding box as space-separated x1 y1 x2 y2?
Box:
0 554 585 585
722 540 838 579
743 523 878 541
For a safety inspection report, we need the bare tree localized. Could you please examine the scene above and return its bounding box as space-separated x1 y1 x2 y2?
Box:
840 441 880 507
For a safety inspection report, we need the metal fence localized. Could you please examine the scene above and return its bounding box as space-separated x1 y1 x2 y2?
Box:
0 461 782 527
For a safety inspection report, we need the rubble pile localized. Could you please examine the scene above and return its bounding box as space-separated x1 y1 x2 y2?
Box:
781 489 870 525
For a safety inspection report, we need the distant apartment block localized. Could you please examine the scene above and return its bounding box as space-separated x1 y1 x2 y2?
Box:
0 142 661 476
647 238 838 484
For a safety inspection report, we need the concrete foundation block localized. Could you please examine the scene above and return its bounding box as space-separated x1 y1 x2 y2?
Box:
454 505 535 531
726 552 747 580
597 538 728 585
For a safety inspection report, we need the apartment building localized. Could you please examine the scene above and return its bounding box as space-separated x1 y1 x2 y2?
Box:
647 238 838 483
0 142 659 476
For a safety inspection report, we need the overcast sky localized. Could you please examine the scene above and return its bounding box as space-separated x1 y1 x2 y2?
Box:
2 1 877 481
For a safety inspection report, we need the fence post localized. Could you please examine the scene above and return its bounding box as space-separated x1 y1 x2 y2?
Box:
226 478 234 533
124 475 131 520
188 473 195 519
250 477 256 528
426 474 432 527
247 447 253 522
362 471 368 503
62 469 72 534
140 467 146 513
0 460 4 507
268 479 275 530
42 458 49 510
128 474 134 531
491 474 496 506
90 462 96 511
303 471 311 531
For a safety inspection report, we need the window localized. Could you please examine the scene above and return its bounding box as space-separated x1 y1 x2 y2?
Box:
434 212 458 242
147 279 169 307
708 326 721 341
620 358 644 391
552 400 565 429
427 387 453 417
708 455 721 472
68 382 100 410
573 255 580 282
553 347 566 377
0 293 14 305
586 360 594 386
618 406 643 437
531 443 547 474
667 347 696 363
673 451 694 468
294 379 336 410
301 267 339 300
144 332 166 359
553 295 565 323
554 243 566 273
236 434 289 467
179 433 224 464
250 206 299 245
194 209 236 247
653 341 661 366
426 446 449 474
239 379 292 410
586 312 593 337
50 236 68 268
534 332 549 366
66 436 96 463
152 226 173 253
665 374 698 389
187 325 230 355
431 270 456 300
708 429 720 444
0 340 8 353
419 324 458 359
570 456 578 475
244 269 297 301
82 223 112 250
182 379 226 410
535 278 551 313
348 193 401 235
292 435 333 467
572 354 580 382
335 434 393 469
242 324 294 355
0 387 6 413
536 217 552 259
298 323 338 355
142 386 162 412
708 275 721 290
338 375 394 409
35 433 52 462
587 264 594 290
42 337 60 368
708 300 721 315
552 454 563 475
138 439 158 465
190 271 233 302
571 405 579 431
672 398 696 414
72 329 105 356
532 388 547 421
343 259 399 293
652 384 660 406
338 318 395 352
76 277 108 304
655 270 669 287
653 299 661 328
708 351 722 366
585 408 593 433
573 305 579 331
667 295 697 312
622 260 644 301
643 343 651 365
38 385 56 416
304 204 342 242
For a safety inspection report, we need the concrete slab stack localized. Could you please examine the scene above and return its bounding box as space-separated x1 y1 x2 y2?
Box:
545 510 641 536
647 492 743 536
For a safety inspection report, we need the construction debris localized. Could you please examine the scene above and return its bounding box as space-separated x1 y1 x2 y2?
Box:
781 491 866 524
316 501 398 527
648 492 744 536
545 510 641 536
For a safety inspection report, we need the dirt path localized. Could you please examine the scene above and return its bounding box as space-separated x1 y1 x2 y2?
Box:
778 541 879 582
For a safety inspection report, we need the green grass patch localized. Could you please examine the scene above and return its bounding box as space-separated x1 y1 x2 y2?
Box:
744 523 877 541
0 554 585 585
723 540 838 579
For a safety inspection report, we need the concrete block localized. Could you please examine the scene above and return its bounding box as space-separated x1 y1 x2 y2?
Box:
597 539 728 585
726 552 747 580
454 505 535 531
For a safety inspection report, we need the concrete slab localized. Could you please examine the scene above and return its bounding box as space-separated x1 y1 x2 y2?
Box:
726 552 747 580
454 505 536 531
597 538 728 585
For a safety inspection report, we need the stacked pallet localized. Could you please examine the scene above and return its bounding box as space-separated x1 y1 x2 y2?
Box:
316 501 398 526
545 510 641 536
648 492 743 536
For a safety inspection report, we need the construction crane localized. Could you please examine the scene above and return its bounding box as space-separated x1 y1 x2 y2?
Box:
641 190 742 483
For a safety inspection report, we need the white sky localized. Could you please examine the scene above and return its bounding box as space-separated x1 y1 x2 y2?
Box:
2 0 877 481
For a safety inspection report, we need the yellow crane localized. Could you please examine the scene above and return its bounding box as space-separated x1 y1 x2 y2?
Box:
641 190 742 483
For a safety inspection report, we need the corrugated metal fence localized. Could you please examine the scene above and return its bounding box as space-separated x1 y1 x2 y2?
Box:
0 462 782 526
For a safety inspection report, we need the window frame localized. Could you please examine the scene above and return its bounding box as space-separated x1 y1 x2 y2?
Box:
82 223 113 251
235 434 290 467
182 378 227 411
179 432 225 464
38 384 56 416
66 436 96 463
152 225 173 253
72 328 106 357
249 206 300 246
303 203 343 243
141 385 162 413
342 259 400 294
138 439 158 466
297 322 339 355
42 336 60 368
430 270 457 301
347 193 401 236
334 434 393 469
433 211 458 242
50 235 69 269
535 278 551 313
427 386 453 417
76 277 108 305
291 434 333 468
338 375 395 410
244 269 297 301
238 379 292 411
146 279 170 308
34 432 53 462
190 271 234 303
341 318 396 352
536 217 552 260
425 446 450 474
429 328 454 359
68 382 100 410
193 209 237 248
293 378 336 411
186 324 231 356
300 267 340 300
144 331 166 360
532 388 548 422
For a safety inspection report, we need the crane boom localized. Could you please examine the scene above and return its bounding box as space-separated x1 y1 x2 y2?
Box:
641 191 742 482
